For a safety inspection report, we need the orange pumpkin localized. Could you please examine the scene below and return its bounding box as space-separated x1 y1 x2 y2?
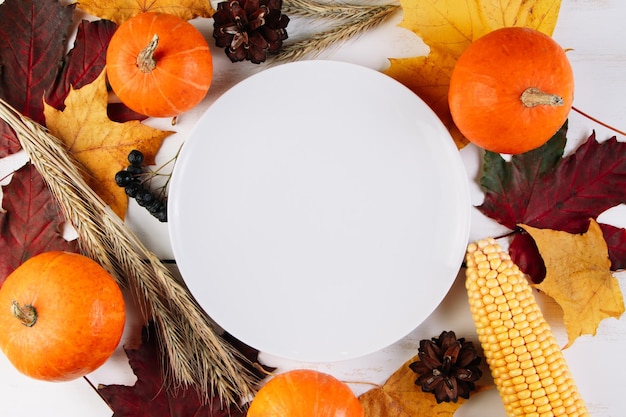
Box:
448 27 574 154
106 12 213 118
247 369 364 417
0 252 126 381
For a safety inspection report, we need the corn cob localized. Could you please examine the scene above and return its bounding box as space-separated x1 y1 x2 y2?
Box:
465 238 589 417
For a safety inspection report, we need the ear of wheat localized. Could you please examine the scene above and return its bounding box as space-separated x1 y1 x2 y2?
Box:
0 98 258 405
275 0 400 62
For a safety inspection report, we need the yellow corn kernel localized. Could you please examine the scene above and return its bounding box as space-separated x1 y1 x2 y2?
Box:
501 310 513 320
537 404 552 415
517 389 532 400
511 336 525 348
525 373 540 385
465 239 590 417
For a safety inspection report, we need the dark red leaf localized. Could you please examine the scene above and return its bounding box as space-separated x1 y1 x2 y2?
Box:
0 121 21 157
0 163 77 286
528 133 626 232
98 323 249 417
45 19 117 110
508 232 547 283
107 102 150 123
478 123 567 230
478 124 626 279
600 223 626 271
0 0 75 123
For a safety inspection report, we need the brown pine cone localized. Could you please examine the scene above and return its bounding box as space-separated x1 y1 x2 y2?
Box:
409 330 483 403
212 0 289 64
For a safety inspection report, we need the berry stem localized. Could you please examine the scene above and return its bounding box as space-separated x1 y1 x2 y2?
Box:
572 106 626 136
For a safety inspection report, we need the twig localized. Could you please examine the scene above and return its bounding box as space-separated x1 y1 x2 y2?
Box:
571 106 626 137
83 376 114 412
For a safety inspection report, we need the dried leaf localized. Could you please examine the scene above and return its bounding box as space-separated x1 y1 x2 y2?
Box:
521 220 625 347
385 49 463 145
385 0 562 148
45 18 118 110
358 356 490 417
43 70 173 219
478 126 626 280
0 163 78 285
99 323 248 417
0 121 20 158
0 0 75 123
0 1 120 156
76 0 215 24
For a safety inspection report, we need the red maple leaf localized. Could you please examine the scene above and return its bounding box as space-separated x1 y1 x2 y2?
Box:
0 0 75 123
0 163 78 285
477 122 626 281
0 122 21 158
45 18 118 110
98 324 271 417
0 0 124 156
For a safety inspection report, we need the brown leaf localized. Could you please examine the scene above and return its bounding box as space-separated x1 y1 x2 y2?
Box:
521 220 625 347
358 356 490 417
386 0 563 148
76 0 215 24
43 70 173 219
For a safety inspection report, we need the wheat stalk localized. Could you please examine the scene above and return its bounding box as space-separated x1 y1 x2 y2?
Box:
0 99 258 405
283 0 397 20
273 3 399 62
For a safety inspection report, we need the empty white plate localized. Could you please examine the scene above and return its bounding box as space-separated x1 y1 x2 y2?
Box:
168 60 470 362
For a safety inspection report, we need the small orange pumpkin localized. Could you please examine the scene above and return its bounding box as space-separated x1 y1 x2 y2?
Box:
0 252 126 381
448 27 574 154
247 369 364 417
106 12 213 118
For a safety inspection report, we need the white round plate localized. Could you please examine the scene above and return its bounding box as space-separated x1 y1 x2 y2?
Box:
169 60 470 362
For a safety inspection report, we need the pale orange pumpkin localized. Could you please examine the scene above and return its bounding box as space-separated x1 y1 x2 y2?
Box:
247 369 364 417
0 251 126 381
106 12 213 118
448 27 574 154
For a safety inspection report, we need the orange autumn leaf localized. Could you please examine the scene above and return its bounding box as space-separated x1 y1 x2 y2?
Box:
75 0 215 25
43 70 173 219
521 220 625 347
386 0 562 149
358 355 491 417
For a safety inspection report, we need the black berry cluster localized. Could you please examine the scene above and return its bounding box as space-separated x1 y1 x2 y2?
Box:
115 150 168 222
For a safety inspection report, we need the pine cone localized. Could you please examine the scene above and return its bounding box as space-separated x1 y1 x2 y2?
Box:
409 331 482 403
212 0 290 64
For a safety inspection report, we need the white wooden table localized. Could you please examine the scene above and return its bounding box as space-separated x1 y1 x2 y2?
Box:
1 0 624 415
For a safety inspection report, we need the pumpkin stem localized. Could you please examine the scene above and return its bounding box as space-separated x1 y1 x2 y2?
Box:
520 87 564 107
11 300 37 327
137 34 159 73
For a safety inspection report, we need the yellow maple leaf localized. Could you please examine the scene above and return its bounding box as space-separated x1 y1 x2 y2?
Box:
43 70 173 219
358 355 491 417
74 0 215 25
385 49 466 147
386 0 563 149
521 220 625 348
